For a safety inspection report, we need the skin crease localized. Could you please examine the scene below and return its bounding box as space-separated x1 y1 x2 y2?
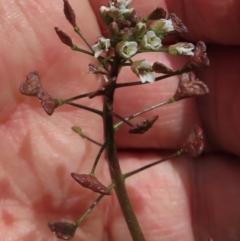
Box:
0 0 240 240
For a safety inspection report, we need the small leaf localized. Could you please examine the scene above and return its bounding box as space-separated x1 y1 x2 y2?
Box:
48 221 77 240
71 173 111 195
19 71 42 96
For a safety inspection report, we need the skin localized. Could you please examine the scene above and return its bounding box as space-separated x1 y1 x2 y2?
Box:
0 0 240 240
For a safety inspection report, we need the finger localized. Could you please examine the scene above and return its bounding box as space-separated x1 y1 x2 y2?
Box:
197 46 240 156
190 153 240 240
165 0 240 45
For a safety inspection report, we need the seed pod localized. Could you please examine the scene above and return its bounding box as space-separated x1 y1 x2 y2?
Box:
38 89 59 115
19 71 42 96
173 72 209 100
167 13 188 35
63 0 77 27
129 115 159 134
48 221 77 240
55 27 73 47
180 125 204 157
181 41 210 72
71 173 111 195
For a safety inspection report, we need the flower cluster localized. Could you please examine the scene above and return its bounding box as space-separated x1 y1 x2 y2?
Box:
52 0 209 85
93 0 204 83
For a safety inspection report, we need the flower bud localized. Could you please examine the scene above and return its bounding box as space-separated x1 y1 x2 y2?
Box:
146 7 166 21
109 22 119 36
48 221 77 240
19 71 42 96
129 12 141 26
168 42 194 56
152 62 173 74
150 19 174 36
129 115 159 134
100 6 113 25
71 173 111 195
119 27 133 40
180 125 204 157
133 22 146 39
131 60 155 83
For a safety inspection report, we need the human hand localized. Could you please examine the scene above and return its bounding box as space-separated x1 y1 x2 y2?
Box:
1 0 240 241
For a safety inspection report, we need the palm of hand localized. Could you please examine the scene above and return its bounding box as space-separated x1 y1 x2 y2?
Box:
1 1 240 241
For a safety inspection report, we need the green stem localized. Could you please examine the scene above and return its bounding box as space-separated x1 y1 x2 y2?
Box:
111 111 133 127
83 136 102 147
72 45 93 56
91 141 107 173
124 152 181 179
75 183 115 227
136 48 169 54
67 102 103 116
114 98 174 130
62 92 92 103
71 126 103 146
74 26 94 53
115 72 176 88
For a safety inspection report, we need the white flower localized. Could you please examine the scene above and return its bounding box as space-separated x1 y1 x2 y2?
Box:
116 41 138 58
131 60 155 83
135 22 146 30
117 7 134 15
92 37 111 58
116 0 132 9
100 2 134 19
168 42 195 56
100 6 109 15
141 31 162 50
150 19 174 33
